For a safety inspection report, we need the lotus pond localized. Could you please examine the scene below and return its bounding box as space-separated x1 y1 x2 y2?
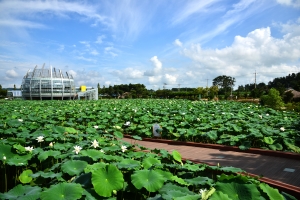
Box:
0 99 299 199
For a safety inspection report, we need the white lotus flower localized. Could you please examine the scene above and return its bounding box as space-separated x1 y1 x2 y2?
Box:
25 146 34 152
121 145 127 152
36 136 44 142
259 115 262 119
124 121 130 126
266 114 269 116
91 140 99 148
100 149 105 153
94 125 99 129
18 119 23 122
3 156 6 160
199 188 207 195
49 142 53 147
73 145 82 154
280 127 285 132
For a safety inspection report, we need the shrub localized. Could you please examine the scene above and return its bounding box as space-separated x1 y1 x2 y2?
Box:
260 88 284 109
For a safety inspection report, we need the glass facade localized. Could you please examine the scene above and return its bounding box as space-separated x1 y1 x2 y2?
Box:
21 66 75 100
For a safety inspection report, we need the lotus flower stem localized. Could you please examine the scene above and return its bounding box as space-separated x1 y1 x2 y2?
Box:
4 165 7 192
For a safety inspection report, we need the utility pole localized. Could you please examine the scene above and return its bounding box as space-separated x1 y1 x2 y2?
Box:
206 79 209 97
254 71 257 89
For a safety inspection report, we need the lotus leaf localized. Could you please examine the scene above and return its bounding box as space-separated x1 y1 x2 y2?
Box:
40 183 83 200
61 160 88 176
259 183 284 200
0 184 41 200
215 182 260 200
131 169 165 192
91 164 124 197
142 156 161 169
19 169 33 184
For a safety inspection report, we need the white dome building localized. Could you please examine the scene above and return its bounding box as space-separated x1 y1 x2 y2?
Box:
21 65 76 100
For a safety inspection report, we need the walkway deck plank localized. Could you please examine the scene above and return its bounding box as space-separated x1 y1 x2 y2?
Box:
122 138 300 187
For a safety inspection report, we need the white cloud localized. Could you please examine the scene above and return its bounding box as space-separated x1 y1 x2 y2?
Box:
95 35 106 44
172 0 220 25
90 50 99 56
104 46 118 57
112 68 144 80
0 0 108 28
6 69 18 78
144 56 163 76
164 74 177 84
276 0 300 7
173 39 183 47
182 25 300 86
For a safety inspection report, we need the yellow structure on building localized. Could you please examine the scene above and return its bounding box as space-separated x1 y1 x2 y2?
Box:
80 85 86 92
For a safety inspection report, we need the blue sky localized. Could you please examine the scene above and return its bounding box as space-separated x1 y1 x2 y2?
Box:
0 0 300 90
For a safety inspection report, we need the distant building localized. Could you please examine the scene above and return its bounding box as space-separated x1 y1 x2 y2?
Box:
7 89 22 99
21 65 76 100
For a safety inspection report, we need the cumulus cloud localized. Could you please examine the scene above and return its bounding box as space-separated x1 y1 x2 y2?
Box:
104 46 118 57
173 39 183 47
6 69 18 78
164 74 177 84
112 68 144 79
183 26 300 82
95 35 106 44
144 56 162 76
276 0 300 7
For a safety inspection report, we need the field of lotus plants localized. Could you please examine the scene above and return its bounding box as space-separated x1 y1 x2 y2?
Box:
0 99 299 199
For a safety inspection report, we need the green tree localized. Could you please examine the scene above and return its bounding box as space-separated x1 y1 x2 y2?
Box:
212 75 235 95
260 88 284 109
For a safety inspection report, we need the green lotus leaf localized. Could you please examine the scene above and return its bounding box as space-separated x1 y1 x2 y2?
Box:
239 141 251 150
31 171 62 179
38 150 61 161
40 183 83 200
65 127 77 134
156 169 173 181
86 127 96 134
103 145 120 152
52 126 66 134
132 135 142 140
13 144 26 154
215 182 260 200
184 176 213 186
220 166 244 173
81 149 104 161
113 131 123 139
210 191 231 200
117 158 140 169
19 169 33 184
0 144 16 159
91 164 124 197
263 137 274 145
7 119 22 127
171 176 190 186
0 184 42 200
84 163 107 173
6 154 32 166
131 169 165 192
172 150 182 165
142 157 161 169
174 195 200 200
162 190 193 200
259 183 284 200
61 160 88 176
102 154 122 161
183 163 204 171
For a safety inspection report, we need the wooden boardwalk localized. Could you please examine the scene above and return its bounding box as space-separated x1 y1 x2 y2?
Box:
122 138 300 188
